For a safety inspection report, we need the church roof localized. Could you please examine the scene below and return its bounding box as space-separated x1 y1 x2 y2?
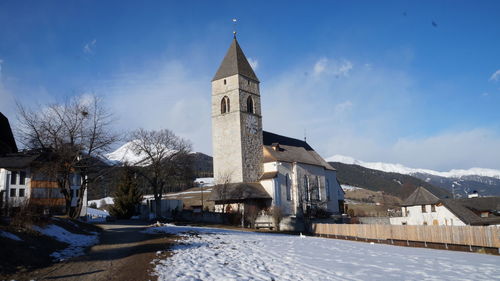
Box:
263 131 313 151
262 131 335 171
401 186 441 206
212 38 259 82
0 112 18 155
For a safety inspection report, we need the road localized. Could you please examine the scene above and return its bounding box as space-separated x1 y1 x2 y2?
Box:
18 220 173 281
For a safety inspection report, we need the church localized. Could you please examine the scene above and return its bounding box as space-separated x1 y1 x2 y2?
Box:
210 36 344 228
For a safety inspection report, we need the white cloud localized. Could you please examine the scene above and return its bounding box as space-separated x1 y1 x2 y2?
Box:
489 69 500 82
313 58 327 75
247 57 259 70
83 39 97 54
313 57 353 77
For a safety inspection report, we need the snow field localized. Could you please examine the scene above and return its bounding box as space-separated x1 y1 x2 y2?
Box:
148 224 500 281
33 224 99 261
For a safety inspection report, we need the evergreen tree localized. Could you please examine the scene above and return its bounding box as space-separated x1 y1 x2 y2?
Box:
110 167 142 219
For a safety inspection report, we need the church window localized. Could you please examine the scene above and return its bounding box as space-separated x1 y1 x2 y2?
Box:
246 96 254 114
221 96 230 114
316 176 321 201
285 174 291 201
224 79 227 85
304 175 310 202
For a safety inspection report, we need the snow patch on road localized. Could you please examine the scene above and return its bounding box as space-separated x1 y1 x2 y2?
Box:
148 224 500 281
33 224 99 261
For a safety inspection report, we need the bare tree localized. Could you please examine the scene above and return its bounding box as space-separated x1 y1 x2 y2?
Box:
128 128 192 219
270 206 284 231
214 171 233 213
17 95 118 218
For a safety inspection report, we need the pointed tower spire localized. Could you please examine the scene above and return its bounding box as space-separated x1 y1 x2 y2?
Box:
212 38 259 82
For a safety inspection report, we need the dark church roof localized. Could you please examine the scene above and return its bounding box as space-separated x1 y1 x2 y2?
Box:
212 38 259 82
263 131 313 151
0 112 18 155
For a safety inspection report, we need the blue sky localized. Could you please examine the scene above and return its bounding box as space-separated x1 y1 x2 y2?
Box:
1 0 500 170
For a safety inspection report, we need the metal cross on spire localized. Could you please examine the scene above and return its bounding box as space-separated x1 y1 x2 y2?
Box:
232 18 237 38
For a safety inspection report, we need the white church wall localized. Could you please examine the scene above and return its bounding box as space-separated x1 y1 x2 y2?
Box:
294 163 341 214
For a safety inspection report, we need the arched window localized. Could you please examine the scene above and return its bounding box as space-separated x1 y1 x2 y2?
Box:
221 96 230 114
246 96 254 114
285 174 291 201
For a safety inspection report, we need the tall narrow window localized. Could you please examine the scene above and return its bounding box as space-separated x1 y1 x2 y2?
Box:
316 176 321 201
304 175 310 202
10 171 17 185
19 171 26 185
246 96 254 114
285 174 291 201
221 96 230 114
326 179 330 201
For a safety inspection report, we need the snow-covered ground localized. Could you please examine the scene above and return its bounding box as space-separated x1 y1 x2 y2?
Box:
328 154 500 179
88 196 114 208
0 229 22 241
147 224 500 281
33 224 99 261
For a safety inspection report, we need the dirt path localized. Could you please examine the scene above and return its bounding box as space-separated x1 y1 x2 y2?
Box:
15 220 173 281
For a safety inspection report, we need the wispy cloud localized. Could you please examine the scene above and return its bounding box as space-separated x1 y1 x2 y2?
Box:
83 39 97 54
489 69 500 82
313 58 353 77
247 57 259 70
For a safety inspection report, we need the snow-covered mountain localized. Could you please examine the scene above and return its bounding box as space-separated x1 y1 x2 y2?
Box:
327 155 500 179
327 155 500 197
106 141 149 165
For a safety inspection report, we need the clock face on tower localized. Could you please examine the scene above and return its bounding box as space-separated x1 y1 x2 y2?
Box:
245 115 258 134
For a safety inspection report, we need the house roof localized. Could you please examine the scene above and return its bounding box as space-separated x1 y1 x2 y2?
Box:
440 197 500 226
262 131 335 171
401 186 441 206
0 152 43 169
209 182 271 203
212 38 259 82
0 112 18 155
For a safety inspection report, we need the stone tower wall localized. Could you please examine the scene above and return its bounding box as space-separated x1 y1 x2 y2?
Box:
211 74 262 184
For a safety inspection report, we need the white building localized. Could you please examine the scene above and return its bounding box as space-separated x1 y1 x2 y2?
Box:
390 186 500 226
209 37 344 227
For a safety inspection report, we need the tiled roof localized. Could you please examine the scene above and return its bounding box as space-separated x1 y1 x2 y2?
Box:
441 197 500 225
401 186 442 206
262 131 334 170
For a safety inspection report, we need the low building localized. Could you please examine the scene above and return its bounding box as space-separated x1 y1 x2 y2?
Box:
0 150 84 214
390 186 500 226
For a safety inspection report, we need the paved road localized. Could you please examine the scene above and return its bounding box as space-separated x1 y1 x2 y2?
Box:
19 220 172 281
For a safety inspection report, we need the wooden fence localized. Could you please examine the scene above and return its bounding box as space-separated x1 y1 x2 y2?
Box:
312 223 500 248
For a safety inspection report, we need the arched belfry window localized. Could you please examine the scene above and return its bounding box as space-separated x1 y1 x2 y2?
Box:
221 96 230 114
246 96 254 114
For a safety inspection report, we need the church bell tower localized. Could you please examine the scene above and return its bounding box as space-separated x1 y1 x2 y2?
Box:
211 37 263 184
